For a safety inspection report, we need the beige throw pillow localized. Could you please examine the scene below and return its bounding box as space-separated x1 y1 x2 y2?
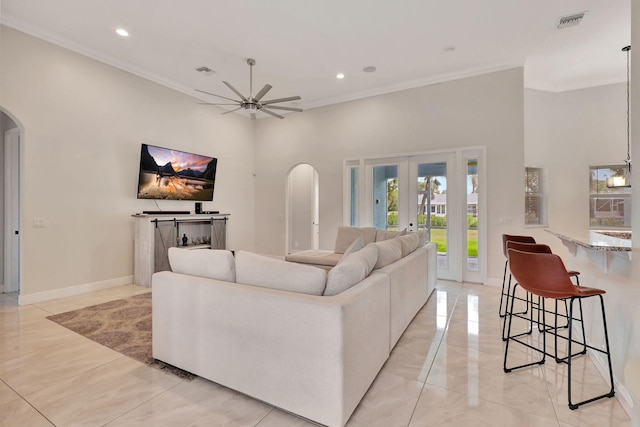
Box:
334 226 377 254
398 233 420 257
324 243 378 296
373 238 403 269
338 236 364 264
375 228 407 242
235 251 327 296
168 248 236 282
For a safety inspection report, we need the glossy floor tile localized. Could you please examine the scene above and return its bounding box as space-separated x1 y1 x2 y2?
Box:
0 282 630 426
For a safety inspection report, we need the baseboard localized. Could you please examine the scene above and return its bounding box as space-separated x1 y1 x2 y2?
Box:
483 277 502 287
589 349 634 418
18 275 134 306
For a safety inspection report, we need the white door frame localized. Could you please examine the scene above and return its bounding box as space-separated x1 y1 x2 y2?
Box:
4 127 21 293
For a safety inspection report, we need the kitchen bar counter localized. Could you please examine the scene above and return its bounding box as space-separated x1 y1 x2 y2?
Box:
546 229 631 273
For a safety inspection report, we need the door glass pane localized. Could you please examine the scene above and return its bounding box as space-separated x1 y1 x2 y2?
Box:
373 165 398 230
416 162 447 268
350 167 359 226
467 160 479 271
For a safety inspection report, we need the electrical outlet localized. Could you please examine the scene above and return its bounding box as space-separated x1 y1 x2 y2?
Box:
32 218 45 228
84 269 91 279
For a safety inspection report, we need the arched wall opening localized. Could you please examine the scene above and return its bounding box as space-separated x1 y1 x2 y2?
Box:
285 163 319 254
0 107 23 295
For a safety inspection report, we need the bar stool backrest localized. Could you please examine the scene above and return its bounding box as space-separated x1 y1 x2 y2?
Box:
502 234 536 258
507 249 575 297
506 241 552 254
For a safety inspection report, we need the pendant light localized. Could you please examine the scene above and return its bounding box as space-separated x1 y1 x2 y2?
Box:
607 45 632 188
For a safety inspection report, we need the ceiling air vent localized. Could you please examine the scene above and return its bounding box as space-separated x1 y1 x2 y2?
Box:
556 12 586 30
195 66 215 75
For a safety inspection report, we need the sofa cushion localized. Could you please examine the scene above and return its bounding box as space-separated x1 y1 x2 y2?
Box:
373 238 403 269
339 236 364 263
285 250 342 267
334 226 377 254
168 248 236 282
324 243 378 296
413 230 428 247
375 228 407 242
235 251 327 296
398 233 420 257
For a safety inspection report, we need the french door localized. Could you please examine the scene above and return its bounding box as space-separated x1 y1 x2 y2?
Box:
351 148 484 283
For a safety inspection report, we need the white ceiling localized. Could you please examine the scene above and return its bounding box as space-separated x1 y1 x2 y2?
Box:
0 0 631 118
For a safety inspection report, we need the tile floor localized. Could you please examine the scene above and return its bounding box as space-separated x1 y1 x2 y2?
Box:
0 282 631 426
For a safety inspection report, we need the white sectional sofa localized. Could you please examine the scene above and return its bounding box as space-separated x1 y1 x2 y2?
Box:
152 229 437 427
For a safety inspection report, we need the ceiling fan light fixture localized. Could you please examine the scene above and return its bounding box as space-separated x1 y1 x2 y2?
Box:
196 58 302 120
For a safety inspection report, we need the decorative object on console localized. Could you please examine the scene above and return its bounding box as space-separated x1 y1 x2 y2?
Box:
137 144 218 200
182 234 188 246
196 58 303 120
607 45 632 188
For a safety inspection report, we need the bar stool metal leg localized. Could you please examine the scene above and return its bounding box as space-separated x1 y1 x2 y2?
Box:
567 295 615 410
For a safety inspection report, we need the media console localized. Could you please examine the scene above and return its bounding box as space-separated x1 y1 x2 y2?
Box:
132 213 230 287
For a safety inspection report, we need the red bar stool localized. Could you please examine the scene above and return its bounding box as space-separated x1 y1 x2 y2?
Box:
499 234 536 318
503 241 584 359
503 248 615 410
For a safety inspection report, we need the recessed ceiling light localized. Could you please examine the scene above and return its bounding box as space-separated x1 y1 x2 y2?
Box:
116 28 129 37
443 46 455 52
362 66 377 73
336 73 345 79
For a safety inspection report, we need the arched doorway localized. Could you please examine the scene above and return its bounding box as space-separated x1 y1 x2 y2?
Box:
286 164 319 254
0 109 22 294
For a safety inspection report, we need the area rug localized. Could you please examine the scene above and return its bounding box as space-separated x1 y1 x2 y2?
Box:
47 292 195 380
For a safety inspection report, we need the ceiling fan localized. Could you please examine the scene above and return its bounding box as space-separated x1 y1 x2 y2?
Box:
196 58 303 120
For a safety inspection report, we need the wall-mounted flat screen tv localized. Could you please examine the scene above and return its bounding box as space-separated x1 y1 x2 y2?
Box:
136 144 217 201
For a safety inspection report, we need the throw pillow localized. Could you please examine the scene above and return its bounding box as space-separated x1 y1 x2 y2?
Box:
414 230 428 247
334 226 377 254
235 251 327 296
398 233 420 257
168 248 236 282
338 236 364 264
324 243 378 296
375 228 408 242
373 238 403 269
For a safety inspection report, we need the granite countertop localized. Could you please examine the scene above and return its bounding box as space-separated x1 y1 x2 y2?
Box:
545 229 632 252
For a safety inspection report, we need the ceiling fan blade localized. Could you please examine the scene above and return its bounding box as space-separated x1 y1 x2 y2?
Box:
195 89 241 103
264 105 303 112
261 95 302 105
222 107 243 115
223 81 248 101
250 113 256 120
197 102 241 106
254 84 273 101
260 108 285 119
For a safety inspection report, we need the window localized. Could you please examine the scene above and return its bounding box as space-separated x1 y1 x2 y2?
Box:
349 166 358 226
589 165 631 229
525 167 548 226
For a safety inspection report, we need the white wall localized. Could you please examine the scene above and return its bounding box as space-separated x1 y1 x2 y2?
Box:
0 26 256 297
524 83 627 251
254 68 526 282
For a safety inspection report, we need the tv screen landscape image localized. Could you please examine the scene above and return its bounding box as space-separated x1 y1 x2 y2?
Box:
137 144 217 201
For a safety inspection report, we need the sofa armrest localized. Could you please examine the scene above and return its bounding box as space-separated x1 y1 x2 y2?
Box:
152 271 390 427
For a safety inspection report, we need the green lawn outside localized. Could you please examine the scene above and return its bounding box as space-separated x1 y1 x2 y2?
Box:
429 228 478 256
